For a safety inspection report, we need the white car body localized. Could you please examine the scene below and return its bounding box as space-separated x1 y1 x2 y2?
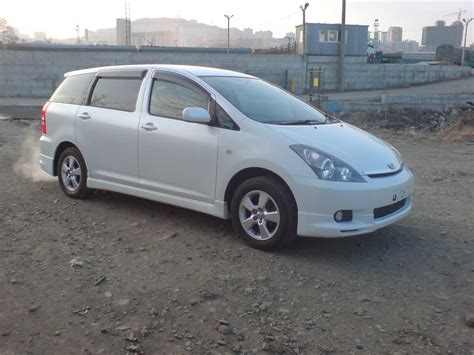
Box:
40 64 413 239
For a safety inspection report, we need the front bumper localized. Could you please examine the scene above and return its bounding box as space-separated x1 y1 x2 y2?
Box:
293 168 414 238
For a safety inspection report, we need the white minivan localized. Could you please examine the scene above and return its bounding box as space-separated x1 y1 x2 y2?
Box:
40 65 413 249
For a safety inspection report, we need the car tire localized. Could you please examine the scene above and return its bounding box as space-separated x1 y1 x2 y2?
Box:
57 147 92 199
230 176 297 250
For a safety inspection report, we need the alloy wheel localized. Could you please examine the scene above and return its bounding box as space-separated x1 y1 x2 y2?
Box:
61 156 82 192
238 190 280 240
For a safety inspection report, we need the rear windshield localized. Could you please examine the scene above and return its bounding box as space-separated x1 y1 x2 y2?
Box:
50 73 95 105
200 76 326 124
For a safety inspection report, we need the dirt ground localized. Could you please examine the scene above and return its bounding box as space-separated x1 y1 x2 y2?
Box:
0 119 473 354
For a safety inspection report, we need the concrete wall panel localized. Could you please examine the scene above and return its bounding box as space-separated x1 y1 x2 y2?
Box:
0 48 471 98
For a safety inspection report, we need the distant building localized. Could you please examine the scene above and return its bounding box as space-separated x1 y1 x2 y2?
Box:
380 31 388 43
296 23 369 56
388 27 402 42
422 20 463 49
116 18 131 45
116 19 126 45
91 18 285 49
242 28 253 39
381 40 421 53
34 32 46 42
255 31 273 40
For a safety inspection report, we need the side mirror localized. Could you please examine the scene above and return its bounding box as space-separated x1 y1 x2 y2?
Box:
182 107 211 123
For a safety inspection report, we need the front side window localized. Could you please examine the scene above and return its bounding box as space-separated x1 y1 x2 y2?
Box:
150 79 209 120
90 78 143 112
216 104 238 130
50 73 95 105
201 76 326 124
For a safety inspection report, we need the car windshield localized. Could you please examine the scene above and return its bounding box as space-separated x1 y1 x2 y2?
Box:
200 76 327 125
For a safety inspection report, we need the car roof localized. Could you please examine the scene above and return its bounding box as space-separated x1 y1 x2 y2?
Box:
65 64 255 79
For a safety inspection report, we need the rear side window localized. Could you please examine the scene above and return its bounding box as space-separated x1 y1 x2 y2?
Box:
90 78 143 112
150 79 209 119
50 73 94 105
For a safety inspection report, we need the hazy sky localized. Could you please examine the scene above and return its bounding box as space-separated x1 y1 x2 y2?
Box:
3 0 473 43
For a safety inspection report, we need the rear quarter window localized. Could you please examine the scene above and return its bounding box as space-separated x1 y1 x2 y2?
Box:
90 78 143 112
50 73 95 105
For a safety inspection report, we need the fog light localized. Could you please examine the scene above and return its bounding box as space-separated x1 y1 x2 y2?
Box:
334 210 353 222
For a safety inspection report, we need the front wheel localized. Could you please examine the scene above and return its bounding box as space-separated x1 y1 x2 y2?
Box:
230 176 297 250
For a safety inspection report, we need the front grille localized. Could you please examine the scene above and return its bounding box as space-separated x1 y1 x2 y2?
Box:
373 198 406 219
367 167 403 178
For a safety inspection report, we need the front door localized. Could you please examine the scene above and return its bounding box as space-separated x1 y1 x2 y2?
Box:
138 72 219 203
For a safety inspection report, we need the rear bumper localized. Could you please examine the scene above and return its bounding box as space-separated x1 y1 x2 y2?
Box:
293 168 414 238
40 153 55 176
39 135 55 176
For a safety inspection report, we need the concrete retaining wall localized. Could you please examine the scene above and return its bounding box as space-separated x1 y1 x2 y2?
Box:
308 55 472 91
0 47 471 98
322 94 474 112
0 48 307 97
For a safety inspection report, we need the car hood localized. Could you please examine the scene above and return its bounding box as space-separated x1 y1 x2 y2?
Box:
266 122 402 175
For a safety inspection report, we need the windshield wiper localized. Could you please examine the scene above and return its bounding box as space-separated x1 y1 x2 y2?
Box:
270 119 326 126
324 114 340 123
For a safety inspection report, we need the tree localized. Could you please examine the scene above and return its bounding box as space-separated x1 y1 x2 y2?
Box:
0 18 19 44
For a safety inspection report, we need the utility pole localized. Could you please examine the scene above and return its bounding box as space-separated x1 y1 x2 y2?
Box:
461 18 473 66
125 1 132 46
373 19 380 51
285 36 292 52
338 0 347 92
299 3 309 54
224 15 233 54
75 25 80 44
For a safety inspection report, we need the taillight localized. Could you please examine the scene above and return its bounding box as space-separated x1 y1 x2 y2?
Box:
41 102 50 135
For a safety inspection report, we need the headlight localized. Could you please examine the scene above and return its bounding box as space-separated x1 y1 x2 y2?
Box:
290 145 366 182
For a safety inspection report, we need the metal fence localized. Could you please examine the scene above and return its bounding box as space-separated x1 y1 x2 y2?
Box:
307 66 325 107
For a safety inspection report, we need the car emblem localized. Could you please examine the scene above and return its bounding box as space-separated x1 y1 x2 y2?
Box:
387 163 395 170
392 194 397 202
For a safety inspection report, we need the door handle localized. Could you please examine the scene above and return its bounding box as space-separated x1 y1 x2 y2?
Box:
141 122 158 131
78 112 91 120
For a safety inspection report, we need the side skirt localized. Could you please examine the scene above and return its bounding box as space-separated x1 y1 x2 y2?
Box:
87 178 229 219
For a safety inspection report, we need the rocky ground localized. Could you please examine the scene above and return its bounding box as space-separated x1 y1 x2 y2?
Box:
338 107 474 139
0 119 473 354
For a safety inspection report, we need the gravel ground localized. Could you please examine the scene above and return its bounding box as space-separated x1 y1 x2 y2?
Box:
0 120 473 354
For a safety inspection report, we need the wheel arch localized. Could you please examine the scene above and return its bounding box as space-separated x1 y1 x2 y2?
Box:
53 141 82 176
224 167 298 214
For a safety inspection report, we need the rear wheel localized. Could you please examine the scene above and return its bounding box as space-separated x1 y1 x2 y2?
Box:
230 176 297 250
57 147 92 199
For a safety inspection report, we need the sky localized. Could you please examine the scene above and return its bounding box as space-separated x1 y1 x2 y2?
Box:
2 0 473 44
